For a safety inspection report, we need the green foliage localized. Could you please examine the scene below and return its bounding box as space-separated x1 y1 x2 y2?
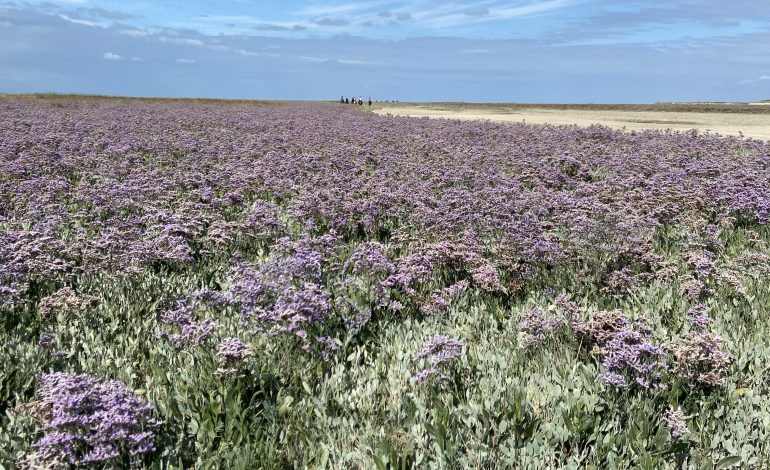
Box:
3 222 770 468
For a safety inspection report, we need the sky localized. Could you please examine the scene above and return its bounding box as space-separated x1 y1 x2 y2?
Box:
0 0 769 102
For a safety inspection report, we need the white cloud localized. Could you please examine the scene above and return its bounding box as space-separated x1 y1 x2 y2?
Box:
160 36 204 47
176 58 196 63
130 56 143 62
59 14 107 28
416 0 581 28
338 59 380 65
103 52 122 60
298 1 389 17
233 48 279 58
299 55 328 62
120 29 148 37
760 75 770 81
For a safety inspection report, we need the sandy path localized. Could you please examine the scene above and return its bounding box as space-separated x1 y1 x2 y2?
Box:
373 106 770 141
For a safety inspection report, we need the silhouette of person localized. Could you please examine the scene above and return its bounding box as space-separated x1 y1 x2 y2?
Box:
368 97 372 106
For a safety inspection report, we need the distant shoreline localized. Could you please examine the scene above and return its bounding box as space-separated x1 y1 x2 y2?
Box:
1 93 768 113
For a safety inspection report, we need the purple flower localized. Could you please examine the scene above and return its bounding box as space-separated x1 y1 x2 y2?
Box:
31 373 160 466
574 310 666 390
687 304 712 330
216 337 253 376
519 308 565 348
663 407 688 439
38 331 56 349
667 331 730 387
413 335 464 383
0 284 21 307
344 241 395 276
159 299 218 349
228 236 338 360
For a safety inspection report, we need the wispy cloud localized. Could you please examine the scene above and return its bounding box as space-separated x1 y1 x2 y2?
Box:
299 55 328 62
120 29 148 37
338 58 381 65
760 75 770 80
416 0 581 28
60 14 106 28
313 18 350 26
159 36 204 47
103 51 122 60
298 1 391 17
176 58 196 63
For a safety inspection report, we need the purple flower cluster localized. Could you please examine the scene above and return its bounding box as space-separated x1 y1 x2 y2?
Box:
344 241 395 277
157 299 218 349
574 310 666 389
413 335 465 383
687 304 712 330
2 99 769 321
216 337 253 376
519 308 566 348
31 372 159 466
37 330 56 349
667 331 730 387
663 407 688 439
0 284 21 307
37 287 98 319
229 235 341 360
306 335 340 362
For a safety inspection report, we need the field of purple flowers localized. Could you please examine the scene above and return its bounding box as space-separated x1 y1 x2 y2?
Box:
1 96 770 468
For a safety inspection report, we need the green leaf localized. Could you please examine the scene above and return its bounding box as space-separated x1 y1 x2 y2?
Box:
664 442 689 455
715 456 741 469
279 395 294 416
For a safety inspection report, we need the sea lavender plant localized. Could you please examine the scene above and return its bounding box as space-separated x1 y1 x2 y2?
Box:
30 373 159 466
574 310 667 389
38 287 98 319
0 284 20 307
519 308 565 348
229 240 335 359
157 299 218 349
663 407 688 439
413 335 465 383
667 331 730 388
686 304 712 330
216 337 253 377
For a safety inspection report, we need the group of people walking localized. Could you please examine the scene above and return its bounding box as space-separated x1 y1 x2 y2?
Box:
340 96 372 106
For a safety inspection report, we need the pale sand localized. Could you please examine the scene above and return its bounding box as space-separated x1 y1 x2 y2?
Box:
373 105 770 141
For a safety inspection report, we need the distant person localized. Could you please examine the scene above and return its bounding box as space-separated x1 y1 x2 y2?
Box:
345 98 349 104
368 97 372 106
359 98 363 105
340 96 344 104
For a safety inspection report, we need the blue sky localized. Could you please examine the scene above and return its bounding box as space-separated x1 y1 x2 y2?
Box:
0 0 769 102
